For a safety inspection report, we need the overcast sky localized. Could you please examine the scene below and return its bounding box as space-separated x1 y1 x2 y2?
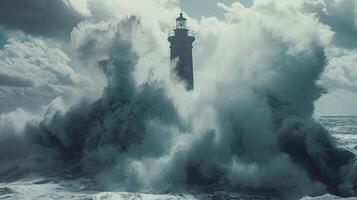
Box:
0 0 356 116
180 0 238 18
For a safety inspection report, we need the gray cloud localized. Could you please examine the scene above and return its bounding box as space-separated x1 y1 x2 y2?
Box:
0 85 62 114
0 74 34 87
302 0 357 115
0 0 83 39
320 50 357 92
0 36 87 113
238 0 254 7
305 0 357 49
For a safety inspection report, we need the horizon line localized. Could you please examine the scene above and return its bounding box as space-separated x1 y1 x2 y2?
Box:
318 116 357 117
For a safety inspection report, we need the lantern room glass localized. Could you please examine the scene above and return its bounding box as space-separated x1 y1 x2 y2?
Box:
176 13 187 29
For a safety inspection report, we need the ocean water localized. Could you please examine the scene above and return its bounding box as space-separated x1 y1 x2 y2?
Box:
318 116 357 155
1 117 357 200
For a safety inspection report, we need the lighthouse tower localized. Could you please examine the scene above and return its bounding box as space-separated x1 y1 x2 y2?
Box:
168 13 195 90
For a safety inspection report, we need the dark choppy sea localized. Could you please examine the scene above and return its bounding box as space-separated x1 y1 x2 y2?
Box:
0 117 357 200
318 116 357 155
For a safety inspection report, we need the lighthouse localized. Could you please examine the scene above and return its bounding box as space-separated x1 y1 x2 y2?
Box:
168 13 195 90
